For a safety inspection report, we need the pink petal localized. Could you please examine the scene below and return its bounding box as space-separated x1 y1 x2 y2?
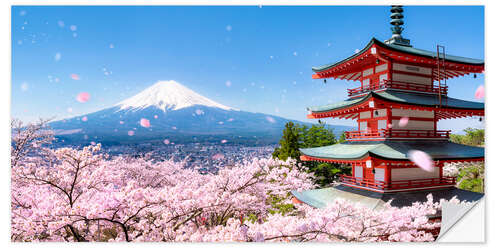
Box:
387 123 393 128
399 117 409 127
408 150 434 172
70 73 80 80
76 92 90 103
140 118 150 128
154 115 158 119
475 85 485 99
81 116 88 122
221 139 228 144
119 121 124 124
127 131 134 136
163 139 170 145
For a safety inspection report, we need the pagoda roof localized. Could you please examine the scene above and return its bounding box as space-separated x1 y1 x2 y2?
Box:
291 186 484 210
299 140 484 161
307 90 484 114
312 38 484 73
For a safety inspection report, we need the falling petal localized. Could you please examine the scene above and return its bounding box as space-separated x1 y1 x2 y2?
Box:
90 141 96 145
127 130 134 136
54 52 61 62
399 117 409 127
109 43 114 49
408 150 434 172
70 74 80 80
475 85 485 99
355 49 360 53
76 92 90 103
83 135 89 140
171 126 177 130
225 81 232 87
81 116 88 122
266 116 276 123
140 118 150 128
221 139 228 144
218 121 224 125
387 123 393 128
163 139 170 145
119 121 124 124
57 20 64 28
227 118 234 122
293 51 298 56
154 115 158 119
70 25 77 31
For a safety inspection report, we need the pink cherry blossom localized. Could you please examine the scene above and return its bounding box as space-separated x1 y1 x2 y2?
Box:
474 85 484 99
70 73 80 80
398 116 409 127
127 130 134 136
76 92 90 103
140 118 150 128
408 150 434 172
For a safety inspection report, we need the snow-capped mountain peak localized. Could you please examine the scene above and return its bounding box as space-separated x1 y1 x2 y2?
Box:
116 80 235 112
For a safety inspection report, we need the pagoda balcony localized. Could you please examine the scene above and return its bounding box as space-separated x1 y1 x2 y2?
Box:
347 80 448 97
344 129 451 140
339 175 456 192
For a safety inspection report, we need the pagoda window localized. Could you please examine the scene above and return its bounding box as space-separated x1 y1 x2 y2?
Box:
375 63 388 73
362 68 374 77
393 63 432 75
359 121 367 131
392 73 432 86
360 111 372 119
373 108 387 118
379 73 388 83
377 119 387 130
374 168 385 182
354 166 363 179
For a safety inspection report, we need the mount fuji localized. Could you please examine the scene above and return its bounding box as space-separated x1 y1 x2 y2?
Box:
49 80 351 145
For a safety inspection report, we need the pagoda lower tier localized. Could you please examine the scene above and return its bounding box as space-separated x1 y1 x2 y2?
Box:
299 140 484 193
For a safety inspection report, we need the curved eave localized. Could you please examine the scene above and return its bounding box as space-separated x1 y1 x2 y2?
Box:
312 38 484 75
307 90 484 118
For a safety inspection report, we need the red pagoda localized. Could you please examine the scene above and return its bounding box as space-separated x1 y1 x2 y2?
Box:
292 6 484 208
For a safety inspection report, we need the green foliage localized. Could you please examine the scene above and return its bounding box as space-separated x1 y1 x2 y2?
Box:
272 122 351 187
457 163 484 193
450 128 484 146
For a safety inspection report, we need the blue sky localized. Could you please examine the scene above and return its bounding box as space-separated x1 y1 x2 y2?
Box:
11 5 484 133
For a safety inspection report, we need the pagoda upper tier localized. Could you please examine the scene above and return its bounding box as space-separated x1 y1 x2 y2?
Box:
312 38 484 81
312 38 484 98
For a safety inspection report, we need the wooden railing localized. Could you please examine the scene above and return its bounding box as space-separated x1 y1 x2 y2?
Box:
344 129 451 140
347 79 448 97
339 175 388 190
340 175 456 191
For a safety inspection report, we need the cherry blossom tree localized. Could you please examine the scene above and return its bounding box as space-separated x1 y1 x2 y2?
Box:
11 120 454 242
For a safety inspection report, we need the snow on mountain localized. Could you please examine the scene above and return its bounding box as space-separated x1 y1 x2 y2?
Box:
116 80 235 112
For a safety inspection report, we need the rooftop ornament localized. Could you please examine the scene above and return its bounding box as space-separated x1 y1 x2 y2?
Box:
385 5 412 47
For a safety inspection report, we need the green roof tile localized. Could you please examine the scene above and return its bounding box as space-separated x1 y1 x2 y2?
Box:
299 140 484 161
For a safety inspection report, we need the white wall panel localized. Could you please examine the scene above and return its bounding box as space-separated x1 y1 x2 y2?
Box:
355 166 364 178
375 64 388 73
375 168 385 182
391 120 434 130
392 109 434 118
391 167 439 181
393 63 432 75
393 73 432 86
363 68 374 77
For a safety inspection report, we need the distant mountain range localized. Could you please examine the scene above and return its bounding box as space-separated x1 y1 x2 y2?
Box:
49 80 353 146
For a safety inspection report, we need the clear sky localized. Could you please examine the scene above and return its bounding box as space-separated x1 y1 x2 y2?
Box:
11 5 484 133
